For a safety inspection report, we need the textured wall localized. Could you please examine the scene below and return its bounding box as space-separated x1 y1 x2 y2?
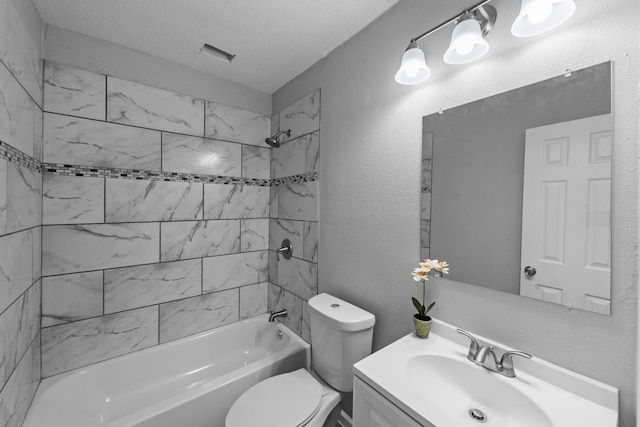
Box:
0 0 43 425
40 62 273 377
273 0 639 424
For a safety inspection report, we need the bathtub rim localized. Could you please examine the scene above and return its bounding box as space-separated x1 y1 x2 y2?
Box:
26 314 310 426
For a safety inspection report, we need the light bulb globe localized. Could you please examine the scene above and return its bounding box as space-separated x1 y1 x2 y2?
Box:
443 18 489 65
511 0 576 37
395 44 431 85
527 1 553 24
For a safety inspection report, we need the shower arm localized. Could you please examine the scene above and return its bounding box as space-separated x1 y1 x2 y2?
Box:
275 129 292 139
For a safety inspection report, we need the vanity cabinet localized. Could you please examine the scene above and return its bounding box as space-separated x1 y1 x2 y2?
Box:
353 377 430 427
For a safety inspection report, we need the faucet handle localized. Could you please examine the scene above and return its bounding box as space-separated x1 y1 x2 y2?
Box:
498 350 532 378
456 329 480 361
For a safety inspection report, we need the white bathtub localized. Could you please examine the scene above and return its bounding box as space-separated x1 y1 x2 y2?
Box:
24 314 310 427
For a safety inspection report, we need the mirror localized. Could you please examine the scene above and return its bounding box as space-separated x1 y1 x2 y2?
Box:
421 62 612 315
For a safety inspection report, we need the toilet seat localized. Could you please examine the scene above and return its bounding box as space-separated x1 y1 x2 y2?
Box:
225 369 324 427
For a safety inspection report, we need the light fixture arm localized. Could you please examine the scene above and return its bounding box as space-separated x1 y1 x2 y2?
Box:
409 0 495 43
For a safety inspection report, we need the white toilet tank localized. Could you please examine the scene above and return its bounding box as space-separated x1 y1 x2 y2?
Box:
308 293 375 392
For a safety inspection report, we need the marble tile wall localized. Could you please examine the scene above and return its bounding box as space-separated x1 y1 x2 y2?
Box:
0 63 41 159
268 90 320 343
40 61 276 377
0 0 43 424
205 101 271 147
3 41 320 427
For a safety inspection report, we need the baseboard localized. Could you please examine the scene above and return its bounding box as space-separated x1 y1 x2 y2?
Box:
337 410 353 427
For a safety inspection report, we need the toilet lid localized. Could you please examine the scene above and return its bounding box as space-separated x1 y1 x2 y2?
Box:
226 369 323 427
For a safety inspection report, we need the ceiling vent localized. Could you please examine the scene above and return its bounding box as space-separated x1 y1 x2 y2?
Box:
201 43 236 63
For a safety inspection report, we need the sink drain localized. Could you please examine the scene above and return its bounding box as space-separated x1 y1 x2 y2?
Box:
468 408 487 423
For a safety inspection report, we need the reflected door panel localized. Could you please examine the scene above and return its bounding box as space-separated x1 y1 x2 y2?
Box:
520 114 611 313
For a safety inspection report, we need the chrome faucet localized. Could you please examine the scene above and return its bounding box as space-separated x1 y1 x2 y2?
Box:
275 239 293 261
269 309 288 322
456 329 532 378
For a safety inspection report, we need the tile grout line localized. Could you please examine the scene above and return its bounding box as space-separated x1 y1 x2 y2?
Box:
42 258 258 327
102 269 105 317
0 324 41 397
39 247 275 280
0 56 42 111
104 76 108 122
43 109 265 149
41 217 268 228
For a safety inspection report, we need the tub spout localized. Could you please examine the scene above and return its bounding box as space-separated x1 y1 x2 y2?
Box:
269 309 287 322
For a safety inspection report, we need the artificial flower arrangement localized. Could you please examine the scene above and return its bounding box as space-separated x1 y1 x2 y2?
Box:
411 258 449 321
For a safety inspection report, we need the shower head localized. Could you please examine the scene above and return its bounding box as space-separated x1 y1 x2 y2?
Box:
264 129 292 148
264 136 280 148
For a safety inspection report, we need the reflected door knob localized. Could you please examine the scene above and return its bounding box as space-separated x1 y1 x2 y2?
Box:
524 266 537 277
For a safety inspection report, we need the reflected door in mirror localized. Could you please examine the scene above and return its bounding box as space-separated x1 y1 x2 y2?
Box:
520 114 611 314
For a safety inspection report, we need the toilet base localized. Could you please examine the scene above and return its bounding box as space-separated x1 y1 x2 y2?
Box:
322 404 343 427
305 371 342 427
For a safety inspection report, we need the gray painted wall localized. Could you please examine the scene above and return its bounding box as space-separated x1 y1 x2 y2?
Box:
44 25 271 115
273 0 638 424
427 63 611 295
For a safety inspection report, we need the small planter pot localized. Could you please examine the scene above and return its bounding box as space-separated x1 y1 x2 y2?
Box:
413 314 432 339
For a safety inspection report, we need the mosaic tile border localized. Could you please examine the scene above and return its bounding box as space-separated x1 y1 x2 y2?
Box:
271 172 319 186
0 140 42 172
0 139 320 187
43 164 271 186
43 164 320 187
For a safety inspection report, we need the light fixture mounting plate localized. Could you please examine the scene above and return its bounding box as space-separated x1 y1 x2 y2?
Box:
474 5 497 37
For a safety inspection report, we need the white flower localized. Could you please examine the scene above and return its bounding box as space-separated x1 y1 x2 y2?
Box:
418 262 432 271
414 259 450 280
412 267 429 281
437 261 449 274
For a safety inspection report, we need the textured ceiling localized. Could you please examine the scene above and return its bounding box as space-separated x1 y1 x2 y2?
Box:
33 0 402 94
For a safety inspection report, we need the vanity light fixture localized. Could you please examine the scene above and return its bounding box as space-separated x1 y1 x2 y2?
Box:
394 41 431 85
511 0 576 37
395 0 575 85
443 6 495 65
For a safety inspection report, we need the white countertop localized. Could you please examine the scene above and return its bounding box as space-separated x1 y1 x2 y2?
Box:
353 319 618 427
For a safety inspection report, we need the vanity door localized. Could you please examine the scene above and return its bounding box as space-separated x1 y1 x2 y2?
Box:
353 377 428 427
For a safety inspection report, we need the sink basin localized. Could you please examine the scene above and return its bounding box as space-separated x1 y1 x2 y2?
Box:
406 355 552 426
353 320 618 427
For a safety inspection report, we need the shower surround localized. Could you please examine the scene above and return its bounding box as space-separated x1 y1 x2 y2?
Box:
0 1 320 417
268 90 320 342
0 0 44 425
39 61 321 377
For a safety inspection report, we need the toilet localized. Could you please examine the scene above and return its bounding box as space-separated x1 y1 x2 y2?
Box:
225 293 375 427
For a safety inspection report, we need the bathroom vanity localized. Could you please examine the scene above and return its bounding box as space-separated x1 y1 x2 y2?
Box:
352 319 618 427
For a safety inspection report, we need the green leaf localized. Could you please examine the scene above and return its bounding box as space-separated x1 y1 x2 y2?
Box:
412 297 424 315
424 301 436 315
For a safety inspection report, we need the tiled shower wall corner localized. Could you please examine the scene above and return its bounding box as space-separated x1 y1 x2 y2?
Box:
267 90 320 342
0 0 44 425
40 61 275 377
420 131 433 260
